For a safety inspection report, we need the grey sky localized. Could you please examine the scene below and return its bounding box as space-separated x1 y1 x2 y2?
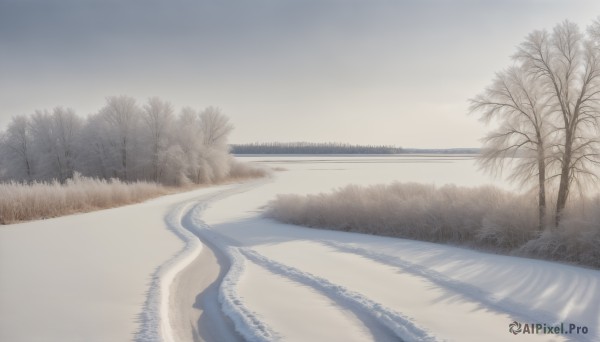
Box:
1 0 599 147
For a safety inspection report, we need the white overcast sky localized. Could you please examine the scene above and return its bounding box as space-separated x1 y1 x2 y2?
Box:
1 0 599 147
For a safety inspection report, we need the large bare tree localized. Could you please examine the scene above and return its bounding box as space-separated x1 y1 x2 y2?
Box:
471 66 552 230
515 21 600 226
474 19 600 227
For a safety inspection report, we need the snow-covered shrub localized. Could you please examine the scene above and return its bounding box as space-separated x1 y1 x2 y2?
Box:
266 183 600 267
267 182 515 243
477 195 538 249
518 196 600 267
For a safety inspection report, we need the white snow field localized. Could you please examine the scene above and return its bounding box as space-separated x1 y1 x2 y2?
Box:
0 183 242 342
1 155 598 342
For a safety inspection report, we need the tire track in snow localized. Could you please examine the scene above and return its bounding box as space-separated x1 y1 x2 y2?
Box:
183 178 435 341
183 179 282 342
135 199 205 342
320 241 563 329
238 247 437 342
181 178 434 341
135 179 278 342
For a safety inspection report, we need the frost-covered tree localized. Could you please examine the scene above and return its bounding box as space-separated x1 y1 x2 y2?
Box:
473 19 600 227
175 107 204 183
30 110 64 181
514 20 600 226
199 106 234 148
51 107 82 181
142 97 174 182
198 107 234 182
0 96 253 186
471 66 552 230
0 115 34 181
28 108 82 182
98 96 142 180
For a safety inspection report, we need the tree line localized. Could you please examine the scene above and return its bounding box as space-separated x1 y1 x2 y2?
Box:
0 96 235 186
231 142 404 154
471 18 600 228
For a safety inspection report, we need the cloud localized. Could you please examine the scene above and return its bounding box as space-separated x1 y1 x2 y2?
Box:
1 0 599 146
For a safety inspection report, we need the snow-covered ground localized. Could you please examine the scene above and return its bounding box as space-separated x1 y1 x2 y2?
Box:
1 156 598 341
0 183 238 342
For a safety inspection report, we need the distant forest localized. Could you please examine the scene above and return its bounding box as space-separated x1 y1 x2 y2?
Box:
231 142 403 154
231 142 479 154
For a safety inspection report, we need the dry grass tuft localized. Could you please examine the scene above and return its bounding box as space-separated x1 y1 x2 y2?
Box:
266 182 600 268
0 173 170 224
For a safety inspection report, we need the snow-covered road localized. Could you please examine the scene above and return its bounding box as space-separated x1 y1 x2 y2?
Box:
1 156 598 341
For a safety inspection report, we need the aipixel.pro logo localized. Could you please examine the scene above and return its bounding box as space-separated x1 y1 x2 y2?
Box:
508 321 589 336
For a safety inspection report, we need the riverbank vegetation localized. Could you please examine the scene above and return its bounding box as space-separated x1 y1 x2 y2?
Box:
267 182 600 267
0 96 268 224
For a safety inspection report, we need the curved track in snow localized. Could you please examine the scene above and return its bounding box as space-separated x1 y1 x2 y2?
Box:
140 177 597 342
136 179 283 342
238 248 435 342
319 241 560 326
176 183 411 341
149 179 437 341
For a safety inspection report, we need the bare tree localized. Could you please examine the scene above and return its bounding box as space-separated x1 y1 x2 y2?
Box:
76 113 113 179
98 96 141 180
51 107 82 181
27 108 82 182
588 17 600 46
199 107 234 148
0 97 240 186
514 21 600 226
471 66 552 230
29 110 58 180
474 20 600 228
198 107 235 182
175 107 203 183
0 115 34 182
142 97 174 182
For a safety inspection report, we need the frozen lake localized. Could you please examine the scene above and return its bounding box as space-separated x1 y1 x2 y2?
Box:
236 154 513 193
